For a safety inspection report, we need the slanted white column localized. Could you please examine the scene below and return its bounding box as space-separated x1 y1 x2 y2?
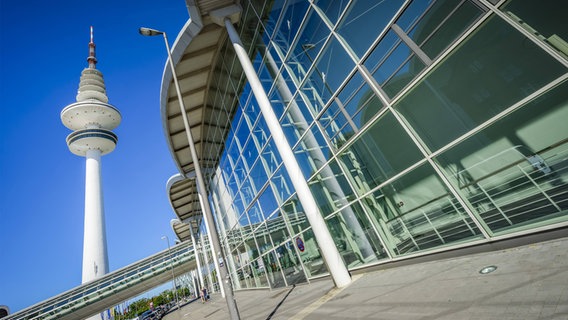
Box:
82 148 109 283
187 219 205 290
199 232 215 293
199 193 226 298
221 14 351 287
264 49 377 263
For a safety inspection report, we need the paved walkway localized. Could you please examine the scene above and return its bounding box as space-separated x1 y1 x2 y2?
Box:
164 237 568 319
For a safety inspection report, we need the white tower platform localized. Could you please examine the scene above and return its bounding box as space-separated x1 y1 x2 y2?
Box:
61 27 121 287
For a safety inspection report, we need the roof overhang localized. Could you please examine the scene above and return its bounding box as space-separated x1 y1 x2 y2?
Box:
167 173 202 242
161 0 242 241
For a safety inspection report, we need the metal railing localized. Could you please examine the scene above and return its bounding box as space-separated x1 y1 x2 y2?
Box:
8 241 195 320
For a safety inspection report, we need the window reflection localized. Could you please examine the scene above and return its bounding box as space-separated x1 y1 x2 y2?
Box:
297 229 327 278
301 37 355 113
308 159 356 217
362 164 483 256
436 81 568 234
325 202 388 268
275 0 310 58
314 0 349 26
288 7 330 83
502 0 568 59
281 196 309 235
340 111 423 194
337 0 406 58
278 241 307 285
395 16 566 151
294 124 331 180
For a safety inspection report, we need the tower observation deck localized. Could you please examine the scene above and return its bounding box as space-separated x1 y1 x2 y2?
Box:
60 27 121 287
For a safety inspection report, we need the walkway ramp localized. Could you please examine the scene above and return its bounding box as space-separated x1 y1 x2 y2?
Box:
8 241 196 320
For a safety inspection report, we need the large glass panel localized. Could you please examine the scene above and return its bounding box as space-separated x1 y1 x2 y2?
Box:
251 115 269 150
281 95 314 148
255 222 274 255
340 72 385 129
262 0 286 41
314 0 349 26
243 139 259 165
250 159 268 192
233 157 247 187
259 186 279 218
502 0 568 59
436 81 568 234
238 206 250 227
395 16 567 151
337 0 406 58
383 54 426 98
351 89 384 130
268 86 289 120
281 195 310 235
339 111 423 194
319 100 354 150
261 139 282 176
365 30 419 85
325 202 388 268
308 159 357 217
301 37 355 112
262 251 286 288
258 58 275 98
240 176 255 209
241 1 261 53
273 0 309 54
271 166 294 204
395 0 435 31
277 241 308 286
288 7 331 85
412 0 484 59
251 257 269 287
275 241 307 286
267 214 289 246
294 124 331 180
297 229 328 278
362 164 483 256
247 201 264 226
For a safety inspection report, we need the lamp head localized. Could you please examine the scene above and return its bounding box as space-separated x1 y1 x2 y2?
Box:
139 27 164 36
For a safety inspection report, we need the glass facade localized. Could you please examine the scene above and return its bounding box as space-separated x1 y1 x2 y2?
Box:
192 0 568 290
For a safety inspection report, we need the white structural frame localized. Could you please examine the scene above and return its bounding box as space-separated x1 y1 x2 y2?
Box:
210 5 352 288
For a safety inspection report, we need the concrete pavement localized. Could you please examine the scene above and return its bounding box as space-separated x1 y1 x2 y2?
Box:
163 237 568 319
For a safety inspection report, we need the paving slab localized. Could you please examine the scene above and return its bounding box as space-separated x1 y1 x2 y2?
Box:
163 237 568 320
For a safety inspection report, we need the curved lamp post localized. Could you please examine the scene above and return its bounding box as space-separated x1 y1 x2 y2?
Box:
161 235 179 310
140 27 240 319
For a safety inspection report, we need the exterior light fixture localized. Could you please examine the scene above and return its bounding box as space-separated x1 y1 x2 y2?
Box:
479 265 498 274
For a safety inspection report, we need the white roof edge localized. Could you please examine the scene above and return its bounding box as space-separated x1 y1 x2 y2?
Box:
160 3 204 176
166 173 186 220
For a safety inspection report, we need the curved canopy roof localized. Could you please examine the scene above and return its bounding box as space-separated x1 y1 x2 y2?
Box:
163 0 242 241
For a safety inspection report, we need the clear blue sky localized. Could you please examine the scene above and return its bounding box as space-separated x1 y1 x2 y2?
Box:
0 0 191 312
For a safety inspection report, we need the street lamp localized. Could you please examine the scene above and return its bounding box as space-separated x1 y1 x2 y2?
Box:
161 235 179 310
140 26 240 319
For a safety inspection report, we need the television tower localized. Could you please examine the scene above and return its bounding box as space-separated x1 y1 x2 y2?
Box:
61 27 121 285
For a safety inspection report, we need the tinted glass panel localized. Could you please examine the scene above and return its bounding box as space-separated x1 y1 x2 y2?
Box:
363 164 483 256
340 111 423 193
436 81 568 234
337 0 406 58
395 16 567 151
502 0 568 58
